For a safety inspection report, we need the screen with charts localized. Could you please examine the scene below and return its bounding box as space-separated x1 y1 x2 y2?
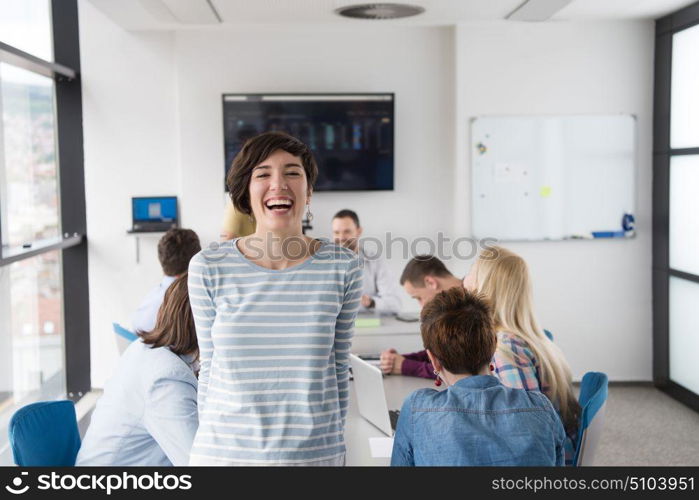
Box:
222 94 394 191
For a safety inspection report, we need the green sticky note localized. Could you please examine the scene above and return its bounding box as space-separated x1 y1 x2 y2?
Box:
540 186 552 198
355 318 381 328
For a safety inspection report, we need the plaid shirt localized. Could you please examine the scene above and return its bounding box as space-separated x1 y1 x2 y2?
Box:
493 331 576 465
493 331 547 392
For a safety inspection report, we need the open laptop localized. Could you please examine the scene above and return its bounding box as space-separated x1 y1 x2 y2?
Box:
350 354 400 436
130 196 178 232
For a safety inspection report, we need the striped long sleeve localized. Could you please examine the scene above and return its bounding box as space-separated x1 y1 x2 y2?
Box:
188 253 217 408
335 256 362 425
188 239 362 466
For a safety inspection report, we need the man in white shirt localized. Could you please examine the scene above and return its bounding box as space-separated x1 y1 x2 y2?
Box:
131 228 201 333
332 209 401 315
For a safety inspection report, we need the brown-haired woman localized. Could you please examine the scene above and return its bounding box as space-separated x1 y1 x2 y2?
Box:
76 274 199 466
188 131 362 466
391 287 566 466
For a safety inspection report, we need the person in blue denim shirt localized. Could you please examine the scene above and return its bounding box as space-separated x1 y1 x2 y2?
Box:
391 287 565 466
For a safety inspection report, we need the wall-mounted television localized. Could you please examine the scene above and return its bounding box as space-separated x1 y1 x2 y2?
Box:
222 93 394 191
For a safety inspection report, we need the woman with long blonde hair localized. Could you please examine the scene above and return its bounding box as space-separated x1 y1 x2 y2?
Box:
463 246 580 462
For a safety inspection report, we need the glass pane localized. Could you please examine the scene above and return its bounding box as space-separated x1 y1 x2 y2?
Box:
0 250 66 463
671 23 699 149
0 63 60 248
670 277 699 395
0 0 52 61
669 155 699 275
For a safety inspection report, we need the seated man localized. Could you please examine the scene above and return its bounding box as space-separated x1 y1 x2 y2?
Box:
131 228 201 333
391 287 565 466
380 255 462 378
332 209 401 314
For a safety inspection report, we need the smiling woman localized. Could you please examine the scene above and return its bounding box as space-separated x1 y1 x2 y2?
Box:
188 131 363 466
228 131 317 225
229 132 319 267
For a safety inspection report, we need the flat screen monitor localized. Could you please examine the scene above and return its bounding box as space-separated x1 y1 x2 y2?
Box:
222 93 394 191
132 196 178 224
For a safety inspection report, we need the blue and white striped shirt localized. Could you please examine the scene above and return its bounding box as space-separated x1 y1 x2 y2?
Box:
187 239 362 465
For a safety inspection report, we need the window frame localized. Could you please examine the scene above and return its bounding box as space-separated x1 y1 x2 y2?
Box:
0 0 89 402
653 1 699 412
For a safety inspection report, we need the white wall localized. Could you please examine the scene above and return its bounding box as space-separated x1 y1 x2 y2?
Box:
79 3 654 385
454 21 655 380
79 0 179 386
175 25 456 286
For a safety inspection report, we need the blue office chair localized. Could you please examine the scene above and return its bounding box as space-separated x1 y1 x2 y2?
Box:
113 322 138 354
573 372 609 466
8 400 81 466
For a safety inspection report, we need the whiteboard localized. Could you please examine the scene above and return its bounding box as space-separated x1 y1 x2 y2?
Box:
471 115 636 241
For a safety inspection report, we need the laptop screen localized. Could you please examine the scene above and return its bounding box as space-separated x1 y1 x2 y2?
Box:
132 197 178 223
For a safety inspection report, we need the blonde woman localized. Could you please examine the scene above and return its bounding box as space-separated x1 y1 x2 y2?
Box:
463 246 580 464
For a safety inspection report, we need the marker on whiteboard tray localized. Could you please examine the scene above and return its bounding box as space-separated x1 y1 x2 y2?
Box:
622 213 635 236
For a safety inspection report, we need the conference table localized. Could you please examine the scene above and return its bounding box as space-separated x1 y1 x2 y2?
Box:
351 314 423 355
345 374 434 466
345 314 434 466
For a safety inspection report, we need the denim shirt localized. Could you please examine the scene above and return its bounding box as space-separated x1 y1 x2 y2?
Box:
391 375 565 466
76 339 198 466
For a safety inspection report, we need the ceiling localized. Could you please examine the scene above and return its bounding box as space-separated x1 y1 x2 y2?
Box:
88 0 699 30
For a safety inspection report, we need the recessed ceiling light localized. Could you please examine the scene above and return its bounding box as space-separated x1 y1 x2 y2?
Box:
336 3 425 20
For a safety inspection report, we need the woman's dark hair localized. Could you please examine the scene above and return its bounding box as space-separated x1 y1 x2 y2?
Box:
420 287 496 375
139 273 198 358
226 131 318 215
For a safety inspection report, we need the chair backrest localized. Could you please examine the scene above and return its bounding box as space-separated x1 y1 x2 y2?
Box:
9 400 81 466
113 322 138 354
574 371 609 466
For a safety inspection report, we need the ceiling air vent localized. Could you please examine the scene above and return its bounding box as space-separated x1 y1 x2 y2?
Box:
336 3 425 20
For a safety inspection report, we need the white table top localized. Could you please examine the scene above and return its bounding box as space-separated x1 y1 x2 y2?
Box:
345 374 437 466
353 314 421 336
351 314 423 356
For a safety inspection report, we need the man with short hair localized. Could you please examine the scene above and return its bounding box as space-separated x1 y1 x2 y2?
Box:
331 209 401 315
380 255 462 377
131 228 201 333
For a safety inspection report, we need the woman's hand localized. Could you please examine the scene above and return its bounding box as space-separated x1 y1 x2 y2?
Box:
380 348 405 375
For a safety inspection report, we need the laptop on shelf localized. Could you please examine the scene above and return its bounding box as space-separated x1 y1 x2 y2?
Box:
129 196 178 233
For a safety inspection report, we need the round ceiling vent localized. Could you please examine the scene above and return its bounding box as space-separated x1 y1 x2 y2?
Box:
336 3 425 20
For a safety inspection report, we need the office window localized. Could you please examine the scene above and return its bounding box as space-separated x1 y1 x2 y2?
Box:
654 3 699 413
0 0 52 61
669 277 699 395
0 251 65 406
0 63 60 247
0 0 87 464
669 155 699 276
670 23 699 149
